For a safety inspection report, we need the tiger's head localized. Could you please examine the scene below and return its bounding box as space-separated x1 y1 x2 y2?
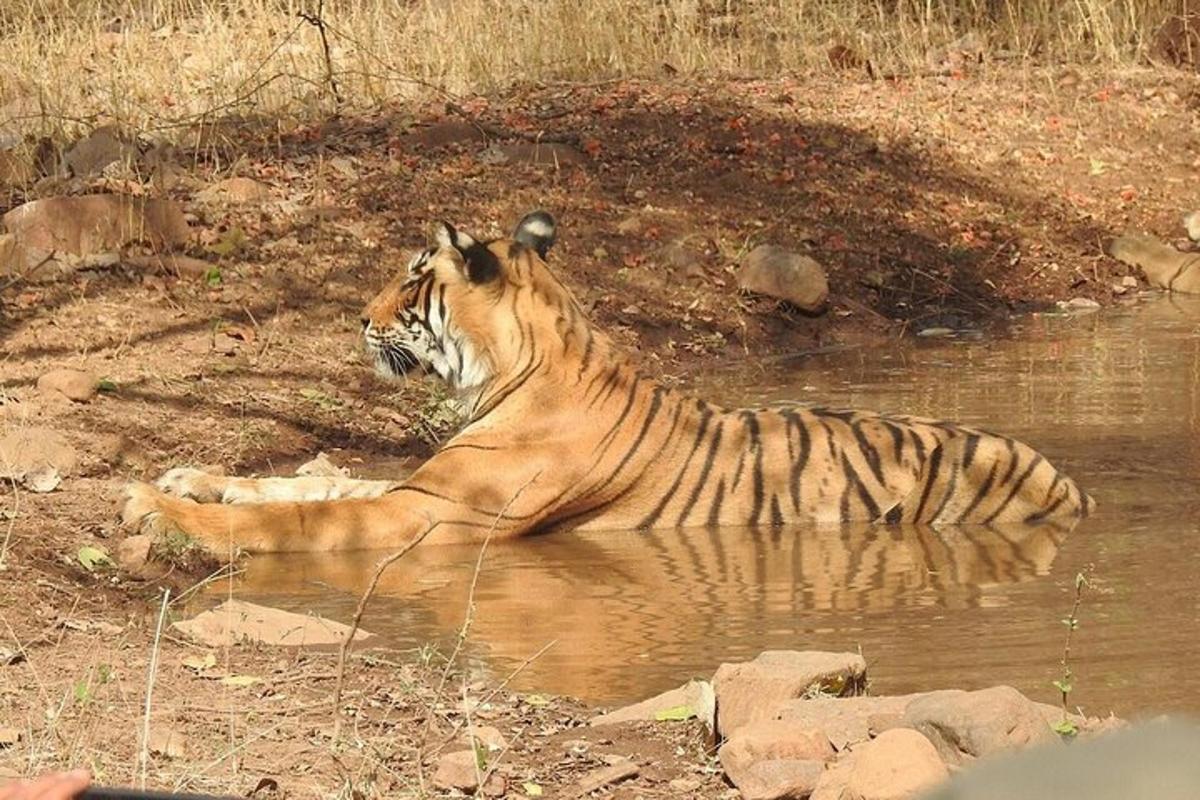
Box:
362 210 579 398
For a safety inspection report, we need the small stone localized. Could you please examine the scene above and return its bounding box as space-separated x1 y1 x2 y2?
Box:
738 245 830 313
572 760 639 797
713 651 867 739
434 750 482 793
294 452 349 478
1059 297 1101 311
0 727 21 748
843 729 948 800
198 176 271 204
916 327 955 338
592 246 609 259
37 368 99 402
1121 275 1139 288
616 216 643 235
1185 210 1200 241
460 724 508 752
148 727 187 759
669 777 702 792
117 534 154 573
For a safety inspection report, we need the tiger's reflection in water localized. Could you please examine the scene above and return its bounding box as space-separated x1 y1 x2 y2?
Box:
229 520 1066 697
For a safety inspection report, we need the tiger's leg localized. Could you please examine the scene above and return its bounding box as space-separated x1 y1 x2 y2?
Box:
155 467 398 504
886 434 1092 525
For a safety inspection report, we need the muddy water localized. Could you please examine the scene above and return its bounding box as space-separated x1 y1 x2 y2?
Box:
234 297 1200 718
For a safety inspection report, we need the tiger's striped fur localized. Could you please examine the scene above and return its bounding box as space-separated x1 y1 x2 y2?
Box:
122 212 1094 555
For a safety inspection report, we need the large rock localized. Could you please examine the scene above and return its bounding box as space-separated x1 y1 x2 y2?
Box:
772 694 925 750
842 728 948 800
3 195 189 270
720 721 834 800
64 127 138 177
725 759 826 800
1106 234 1200 293
37 368 99 403
173 599 374 647
592 679 715 729
738 244 830 312
899 686 1057 764
714 651 867 739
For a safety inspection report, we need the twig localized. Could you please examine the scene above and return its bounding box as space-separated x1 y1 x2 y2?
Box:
139 587 171 789
297 0 344 108
331 520 441 737
0 474 18 570
416 477 538 789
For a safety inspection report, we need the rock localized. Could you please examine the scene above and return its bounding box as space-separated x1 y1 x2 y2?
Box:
922 719 1200 800
433 750 482 793
725 760 826 800
0 727 20 748
720 721 834 800
899 686 1058 765
294 452 349 478
657 235 712 274
64 127 138 177
197 177 271 204
616 216 643 235
147 727 187 759
842 729 948 800
592 679 715 730
117 534 155 574
1185 210 1200 242
460 724 508 752
37 368 99 403
669 777 703 792
3 195 189 263
720 721 835 773
572 760 639 797
402 120 487 149
713 651 867 739
738 245 830 313
0 428 78 484
480 142 588 169
173 599 374 647
811 757 856 800
1107 234 1200 293
1059 297 1100 311
772 694 925 750
124 252 215 279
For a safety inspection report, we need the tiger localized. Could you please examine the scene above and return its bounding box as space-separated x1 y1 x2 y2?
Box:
121 211 1094 557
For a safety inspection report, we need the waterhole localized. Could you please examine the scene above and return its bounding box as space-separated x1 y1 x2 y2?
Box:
229 296 1200 718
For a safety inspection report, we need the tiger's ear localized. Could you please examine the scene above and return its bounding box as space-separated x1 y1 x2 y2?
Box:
431 221 501 283
513 211 556 259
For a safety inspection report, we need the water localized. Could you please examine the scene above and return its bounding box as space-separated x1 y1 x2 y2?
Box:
231 296 1200 719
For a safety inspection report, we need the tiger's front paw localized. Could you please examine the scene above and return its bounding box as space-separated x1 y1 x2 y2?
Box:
121 481 170 535
155 467 228 502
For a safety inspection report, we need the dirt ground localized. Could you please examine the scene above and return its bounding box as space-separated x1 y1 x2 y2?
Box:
1 66 1198 796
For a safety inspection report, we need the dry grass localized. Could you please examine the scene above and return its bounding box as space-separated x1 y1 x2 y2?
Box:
0 0 1189 140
